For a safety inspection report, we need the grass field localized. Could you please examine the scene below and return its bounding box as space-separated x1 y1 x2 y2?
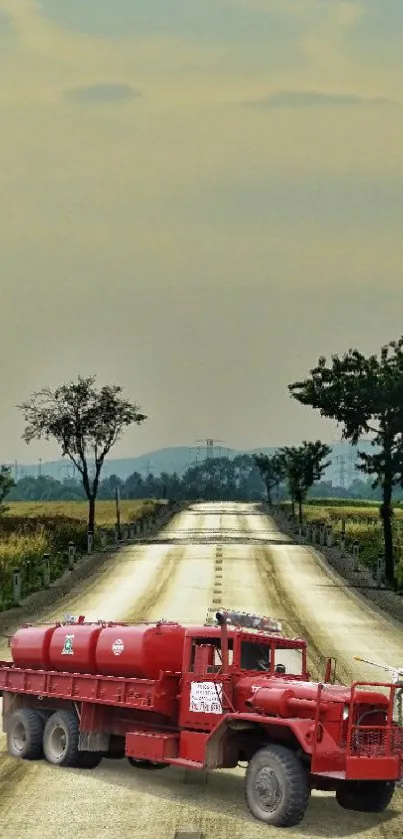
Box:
0 498 164 611
5 499 159 527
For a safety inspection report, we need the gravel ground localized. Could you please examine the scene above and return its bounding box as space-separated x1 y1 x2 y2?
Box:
0 503 402 839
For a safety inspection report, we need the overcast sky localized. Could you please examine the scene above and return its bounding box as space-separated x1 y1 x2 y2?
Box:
1 0 403 465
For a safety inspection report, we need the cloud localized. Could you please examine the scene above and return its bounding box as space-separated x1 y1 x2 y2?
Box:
63 82 142 104
247 90 396 108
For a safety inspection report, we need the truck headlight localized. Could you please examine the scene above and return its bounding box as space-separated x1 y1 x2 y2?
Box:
342 704 349 720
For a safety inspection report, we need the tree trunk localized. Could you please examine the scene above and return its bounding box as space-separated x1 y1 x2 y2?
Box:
380 480 394 584
266 482 272 505
291 496 295 518
298 499 303 525
88 495 96 534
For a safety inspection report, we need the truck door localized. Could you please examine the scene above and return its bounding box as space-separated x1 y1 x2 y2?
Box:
178 641 233 730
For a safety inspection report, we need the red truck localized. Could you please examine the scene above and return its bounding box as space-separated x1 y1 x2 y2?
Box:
0 608 402 828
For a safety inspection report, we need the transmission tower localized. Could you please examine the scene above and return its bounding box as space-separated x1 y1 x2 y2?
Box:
329 436 358 488
195 439 225 462
335 454 346 488
59 462 76 482
347 450 356 486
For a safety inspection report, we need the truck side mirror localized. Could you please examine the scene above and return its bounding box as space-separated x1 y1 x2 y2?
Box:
324 657 337 684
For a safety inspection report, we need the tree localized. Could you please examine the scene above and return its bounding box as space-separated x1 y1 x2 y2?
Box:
280 441 331 523
252 453 285 504
18 375 147 532
289 339 403 584
0 466 14 512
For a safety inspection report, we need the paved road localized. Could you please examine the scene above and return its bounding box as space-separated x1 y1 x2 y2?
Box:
0 503 402 839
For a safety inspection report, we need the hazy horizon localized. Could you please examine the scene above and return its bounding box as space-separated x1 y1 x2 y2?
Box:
2 1 403 465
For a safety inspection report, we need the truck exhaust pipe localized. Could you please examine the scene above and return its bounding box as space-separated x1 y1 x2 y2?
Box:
216 612 229 673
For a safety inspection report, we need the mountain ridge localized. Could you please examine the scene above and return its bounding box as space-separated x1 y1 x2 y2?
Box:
6 440 376 483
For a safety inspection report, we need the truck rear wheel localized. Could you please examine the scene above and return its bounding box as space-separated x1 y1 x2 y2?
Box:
7 709 45 761
77 751 103 769
43 710 80 768
336 780 395 812
245 744 310 827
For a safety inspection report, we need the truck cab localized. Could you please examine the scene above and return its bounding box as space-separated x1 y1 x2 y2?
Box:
178 611 308 730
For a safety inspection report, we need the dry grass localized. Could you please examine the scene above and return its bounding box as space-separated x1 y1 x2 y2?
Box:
301 503 403 522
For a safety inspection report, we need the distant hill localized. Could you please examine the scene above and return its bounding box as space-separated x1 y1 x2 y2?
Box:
8 440 377 486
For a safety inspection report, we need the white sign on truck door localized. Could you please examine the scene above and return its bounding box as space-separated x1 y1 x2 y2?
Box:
189 681 223 714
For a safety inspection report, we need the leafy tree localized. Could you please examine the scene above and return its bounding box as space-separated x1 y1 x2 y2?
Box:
280 441 331 523
18 375 146 532
252 453 285 504
289 339 403 583
0 466 14 512
124 471 145 499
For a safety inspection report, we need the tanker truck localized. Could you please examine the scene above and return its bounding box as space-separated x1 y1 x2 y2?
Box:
0 608 402 828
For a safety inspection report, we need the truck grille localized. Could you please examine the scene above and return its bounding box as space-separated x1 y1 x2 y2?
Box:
350 725 403 757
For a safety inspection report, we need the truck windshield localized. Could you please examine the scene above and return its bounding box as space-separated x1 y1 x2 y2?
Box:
241 641 271 671
240 641 305 675
274 646 304 676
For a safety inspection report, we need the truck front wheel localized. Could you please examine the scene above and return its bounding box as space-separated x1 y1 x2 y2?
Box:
7 709 45 761
336 780 395 812
43 710 80 768
245 744 310 827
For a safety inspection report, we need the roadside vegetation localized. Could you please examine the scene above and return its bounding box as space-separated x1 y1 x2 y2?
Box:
277 500 403 592
289 335 403 585
0 499 163 611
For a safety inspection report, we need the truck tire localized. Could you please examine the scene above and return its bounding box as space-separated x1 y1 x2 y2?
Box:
77 751 103 769
245 744 310 827
43 710 80 768
336 780 395 812
7 709 45 761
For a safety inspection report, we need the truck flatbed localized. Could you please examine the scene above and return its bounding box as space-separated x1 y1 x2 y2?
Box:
0 661 178 714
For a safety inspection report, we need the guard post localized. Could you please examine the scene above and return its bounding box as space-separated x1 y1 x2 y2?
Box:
68 541 75 570
13 568 21 606
42 553 50 589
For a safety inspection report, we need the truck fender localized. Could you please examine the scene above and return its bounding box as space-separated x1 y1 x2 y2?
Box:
205 713 312 769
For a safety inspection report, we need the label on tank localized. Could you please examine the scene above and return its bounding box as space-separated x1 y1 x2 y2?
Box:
112 639 124 656
61 634 74 655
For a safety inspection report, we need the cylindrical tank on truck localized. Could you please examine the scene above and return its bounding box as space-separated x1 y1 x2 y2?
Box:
10 622 187 678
